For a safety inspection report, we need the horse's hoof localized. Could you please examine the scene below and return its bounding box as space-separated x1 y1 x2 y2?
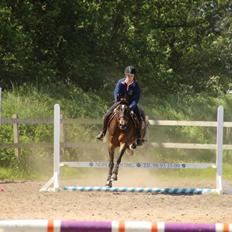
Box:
129 143 136 149
106 182 112 187
111 174 118 181
106 183 112 188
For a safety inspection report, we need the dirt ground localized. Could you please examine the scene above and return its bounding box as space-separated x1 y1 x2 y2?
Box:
1 170 232 223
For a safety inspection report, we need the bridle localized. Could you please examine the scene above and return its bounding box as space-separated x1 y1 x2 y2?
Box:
115 103 130 130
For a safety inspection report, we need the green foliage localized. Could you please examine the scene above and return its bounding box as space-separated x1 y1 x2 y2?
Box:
1 0 232 179
0 1 232 95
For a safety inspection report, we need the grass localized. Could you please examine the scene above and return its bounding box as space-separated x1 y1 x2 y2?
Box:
0 167 12 180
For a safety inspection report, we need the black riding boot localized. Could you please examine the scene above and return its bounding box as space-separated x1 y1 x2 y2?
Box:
136 127 143 146
96 118 108 140
96 102 120 141
132 107 143 146
96 113 111 140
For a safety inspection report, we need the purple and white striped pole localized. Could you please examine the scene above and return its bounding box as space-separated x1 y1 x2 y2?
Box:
0 220 231 232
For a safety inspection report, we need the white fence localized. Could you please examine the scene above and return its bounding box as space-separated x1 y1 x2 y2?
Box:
40 104 232 194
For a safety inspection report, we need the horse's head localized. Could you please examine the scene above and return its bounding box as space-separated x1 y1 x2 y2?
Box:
115 100 130 131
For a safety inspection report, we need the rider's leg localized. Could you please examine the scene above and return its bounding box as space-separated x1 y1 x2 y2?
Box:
96 102 119 140
139 108 145 121
133 107 143 146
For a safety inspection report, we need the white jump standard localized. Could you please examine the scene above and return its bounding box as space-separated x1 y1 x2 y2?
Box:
40 104 226 194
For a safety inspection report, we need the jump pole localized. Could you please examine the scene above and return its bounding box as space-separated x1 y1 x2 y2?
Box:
53 104 60 190
0 87 2 125
216 106 223 194
0 220 232 232
0 87 4 192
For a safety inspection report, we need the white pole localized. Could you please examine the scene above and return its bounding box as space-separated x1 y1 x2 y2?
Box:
0 87 2 125
216 106 223 194
53 104 60 191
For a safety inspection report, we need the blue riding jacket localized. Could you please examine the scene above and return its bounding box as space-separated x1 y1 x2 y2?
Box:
114 78 140 110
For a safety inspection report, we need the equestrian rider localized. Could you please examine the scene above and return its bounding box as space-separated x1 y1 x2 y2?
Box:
96 65 143 145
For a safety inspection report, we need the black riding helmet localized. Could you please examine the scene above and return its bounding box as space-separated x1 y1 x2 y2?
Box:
124 66 136 75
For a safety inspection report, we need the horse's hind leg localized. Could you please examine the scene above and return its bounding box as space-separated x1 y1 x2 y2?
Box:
106 145 114 187
111 144 127 181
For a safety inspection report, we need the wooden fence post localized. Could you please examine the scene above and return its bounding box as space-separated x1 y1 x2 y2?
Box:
12 114 20 159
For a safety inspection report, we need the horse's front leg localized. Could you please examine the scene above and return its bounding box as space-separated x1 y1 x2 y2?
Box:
106 144 114 187
111 143 127 181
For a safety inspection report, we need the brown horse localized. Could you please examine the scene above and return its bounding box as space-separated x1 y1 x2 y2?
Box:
105 99 146 187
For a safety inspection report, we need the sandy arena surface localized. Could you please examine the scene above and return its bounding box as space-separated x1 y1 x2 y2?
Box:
1 170 232 223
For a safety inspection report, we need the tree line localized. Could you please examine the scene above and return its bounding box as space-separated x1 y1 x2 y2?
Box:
0 0 231 96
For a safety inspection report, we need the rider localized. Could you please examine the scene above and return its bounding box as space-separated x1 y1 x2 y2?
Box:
96 65 144 145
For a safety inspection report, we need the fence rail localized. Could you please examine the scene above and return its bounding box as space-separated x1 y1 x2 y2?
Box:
0 143 53 149
1 114 232 159
151 142 232 150
1 117 53 124
0 116 55 159
2 117 232 127
0 117 99 125
149 119 232 127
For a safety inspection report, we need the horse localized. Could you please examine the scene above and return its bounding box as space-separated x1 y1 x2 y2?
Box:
105 99 146 187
